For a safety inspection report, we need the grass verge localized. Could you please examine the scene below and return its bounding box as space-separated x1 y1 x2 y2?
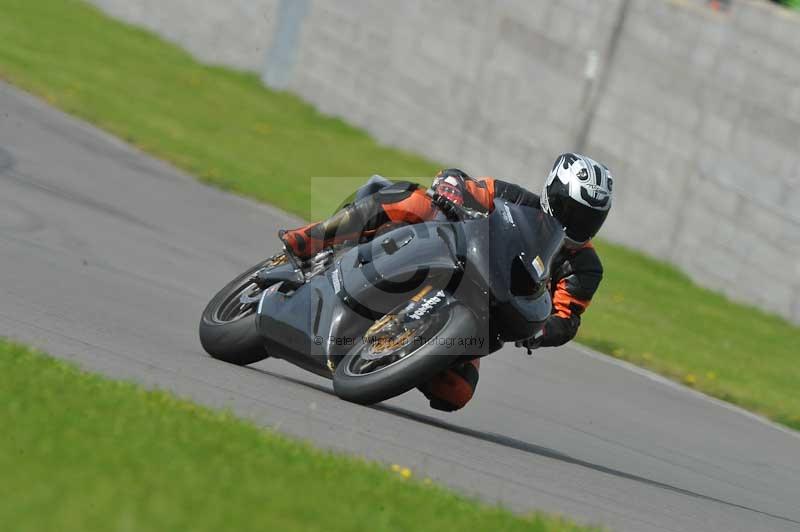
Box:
581 241 800 430
0 339 596 532
1 0 798 431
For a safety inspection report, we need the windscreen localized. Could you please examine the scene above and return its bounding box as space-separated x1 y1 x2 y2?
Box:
483 200 565 302
511 203 565 282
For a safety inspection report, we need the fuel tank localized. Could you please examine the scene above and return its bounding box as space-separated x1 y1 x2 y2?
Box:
337 223 462 320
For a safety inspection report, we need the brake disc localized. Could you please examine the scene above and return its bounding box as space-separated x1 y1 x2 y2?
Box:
361 329 414 361
238 284 263 305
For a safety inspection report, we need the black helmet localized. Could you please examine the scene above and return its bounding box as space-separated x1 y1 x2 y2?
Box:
540 153 614 245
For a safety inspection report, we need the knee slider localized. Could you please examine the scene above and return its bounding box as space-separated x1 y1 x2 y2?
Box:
425 361 480 412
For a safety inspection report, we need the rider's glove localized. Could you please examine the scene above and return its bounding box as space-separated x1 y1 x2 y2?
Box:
431 192 463 221
515 330 544 355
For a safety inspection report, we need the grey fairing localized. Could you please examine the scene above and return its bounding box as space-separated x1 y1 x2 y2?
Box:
461 200 565 341
255 274 372 377
338 223 463 318
254 198 564 373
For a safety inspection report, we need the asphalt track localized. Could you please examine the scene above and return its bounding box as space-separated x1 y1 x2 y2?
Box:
1 82 799 531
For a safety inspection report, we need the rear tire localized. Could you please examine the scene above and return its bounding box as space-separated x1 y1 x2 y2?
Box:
199 259 275 366
333 304 477 405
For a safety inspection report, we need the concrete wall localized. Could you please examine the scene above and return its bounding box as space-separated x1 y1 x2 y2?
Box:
89 0 800 323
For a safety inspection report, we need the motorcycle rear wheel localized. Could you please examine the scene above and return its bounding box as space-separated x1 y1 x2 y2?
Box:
333 304 477 405
199 256 285 365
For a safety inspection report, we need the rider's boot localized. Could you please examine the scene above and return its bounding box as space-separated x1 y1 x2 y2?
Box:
278 223 326 260
279 196 383 260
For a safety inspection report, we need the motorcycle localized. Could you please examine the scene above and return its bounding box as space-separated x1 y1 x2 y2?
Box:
199 187 565 405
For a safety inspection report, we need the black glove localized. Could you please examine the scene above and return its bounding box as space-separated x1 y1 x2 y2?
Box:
431 192 463 221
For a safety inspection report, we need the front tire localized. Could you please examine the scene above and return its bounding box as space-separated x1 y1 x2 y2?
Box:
333 304 478 405
199 257 283 365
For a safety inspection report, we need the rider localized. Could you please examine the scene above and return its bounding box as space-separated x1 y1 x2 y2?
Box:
279 153 614 411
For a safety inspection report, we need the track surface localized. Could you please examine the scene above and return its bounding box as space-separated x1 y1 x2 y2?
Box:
1 83 798 531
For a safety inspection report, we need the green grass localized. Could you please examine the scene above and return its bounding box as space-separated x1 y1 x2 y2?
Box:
775 0 800 11
1 0 798 433
0 339 596 532
0 0 439 219
580 241 800 430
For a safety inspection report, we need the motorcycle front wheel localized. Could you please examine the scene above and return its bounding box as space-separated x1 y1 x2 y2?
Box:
333 304 478 405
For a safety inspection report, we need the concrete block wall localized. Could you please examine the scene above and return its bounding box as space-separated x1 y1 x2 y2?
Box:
88 0 800 323
88 0 280 71
586 0 800 320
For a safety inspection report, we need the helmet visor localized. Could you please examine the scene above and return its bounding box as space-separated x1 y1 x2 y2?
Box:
551 198 609 243
435 183 464 206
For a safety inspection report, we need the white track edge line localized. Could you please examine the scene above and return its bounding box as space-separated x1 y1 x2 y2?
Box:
571 344 800 441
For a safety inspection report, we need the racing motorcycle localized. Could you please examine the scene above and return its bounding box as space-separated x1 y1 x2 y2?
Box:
199 187 565 405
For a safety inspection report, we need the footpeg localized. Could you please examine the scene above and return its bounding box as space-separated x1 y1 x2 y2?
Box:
254 265 304 289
